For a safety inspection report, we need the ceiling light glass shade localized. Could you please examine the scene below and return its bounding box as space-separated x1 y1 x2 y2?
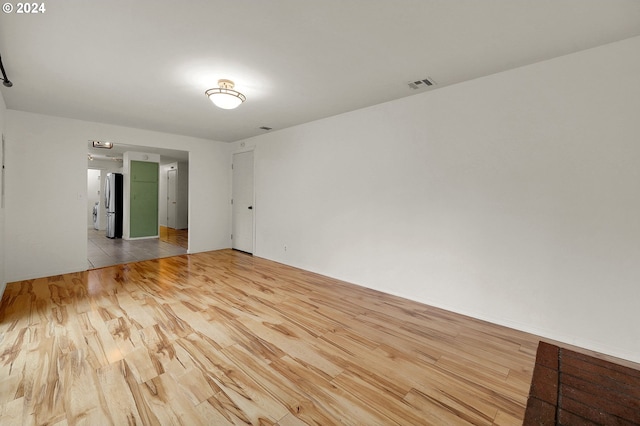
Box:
205 79 246 109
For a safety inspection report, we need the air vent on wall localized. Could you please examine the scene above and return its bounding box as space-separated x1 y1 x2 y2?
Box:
408 77 436 90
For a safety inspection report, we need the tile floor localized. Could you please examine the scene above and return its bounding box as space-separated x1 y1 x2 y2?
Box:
87 227 188 269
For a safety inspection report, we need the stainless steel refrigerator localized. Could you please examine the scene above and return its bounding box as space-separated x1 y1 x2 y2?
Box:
104 172 123 238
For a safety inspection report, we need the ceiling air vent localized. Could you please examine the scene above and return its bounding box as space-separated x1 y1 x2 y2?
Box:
408 77 436 90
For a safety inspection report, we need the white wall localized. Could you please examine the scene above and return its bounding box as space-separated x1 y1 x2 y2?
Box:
235 36 640 363
5 111 231 281
0 91 6 297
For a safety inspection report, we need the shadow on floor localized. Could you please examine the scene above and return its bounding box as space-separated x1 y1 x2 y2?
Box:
87 227 188 269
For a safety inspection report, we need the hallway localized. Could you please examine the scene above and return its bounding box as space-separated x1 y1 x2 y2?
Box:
87 227 188 269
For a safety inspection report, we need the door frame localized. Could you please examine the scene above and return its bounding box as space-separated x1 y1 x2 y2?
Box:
231 149 255 254
167 168 177 229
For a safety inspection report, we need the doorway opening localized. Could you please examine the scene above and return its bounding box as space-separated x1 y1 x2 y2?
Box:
86 143 189 269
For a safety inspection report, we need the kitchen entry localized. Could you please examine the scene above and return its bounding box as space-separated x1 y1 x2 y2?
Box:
87 143 190 269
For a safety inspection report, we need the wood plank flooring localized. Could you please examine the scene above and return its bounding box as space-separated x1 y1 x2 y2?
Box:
159 226 189 249
0 249 543 425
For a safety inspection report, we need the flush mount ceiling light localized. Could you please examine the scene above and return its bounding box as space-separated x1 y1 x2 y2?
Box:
91 140 113 149
205 79 246 110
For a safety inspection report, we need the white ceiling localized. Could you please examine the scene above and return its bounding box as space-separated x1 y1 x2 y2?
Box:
2 0 640 143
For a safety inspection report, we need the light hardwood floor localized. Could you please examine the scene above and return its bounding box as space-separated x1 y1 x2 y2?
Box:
159 226 189 249
0 249 542 425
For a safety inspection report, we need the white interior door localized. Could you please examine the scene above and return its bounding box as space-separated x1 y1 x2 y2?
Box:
232 151 254 253
167 169 177 229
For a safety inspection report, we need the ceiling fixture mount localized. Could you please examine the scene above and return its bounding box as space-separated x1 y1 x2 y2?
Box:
206 79 246 110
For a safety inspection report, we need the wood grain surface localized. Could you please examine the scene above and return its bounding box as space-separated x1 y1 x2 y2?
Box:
159 226 188 249
524 342 640 425
0 249 541 425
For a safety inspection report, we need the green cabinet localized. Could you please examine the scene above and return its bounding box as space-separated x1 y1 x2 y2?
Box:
130 161 159 238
